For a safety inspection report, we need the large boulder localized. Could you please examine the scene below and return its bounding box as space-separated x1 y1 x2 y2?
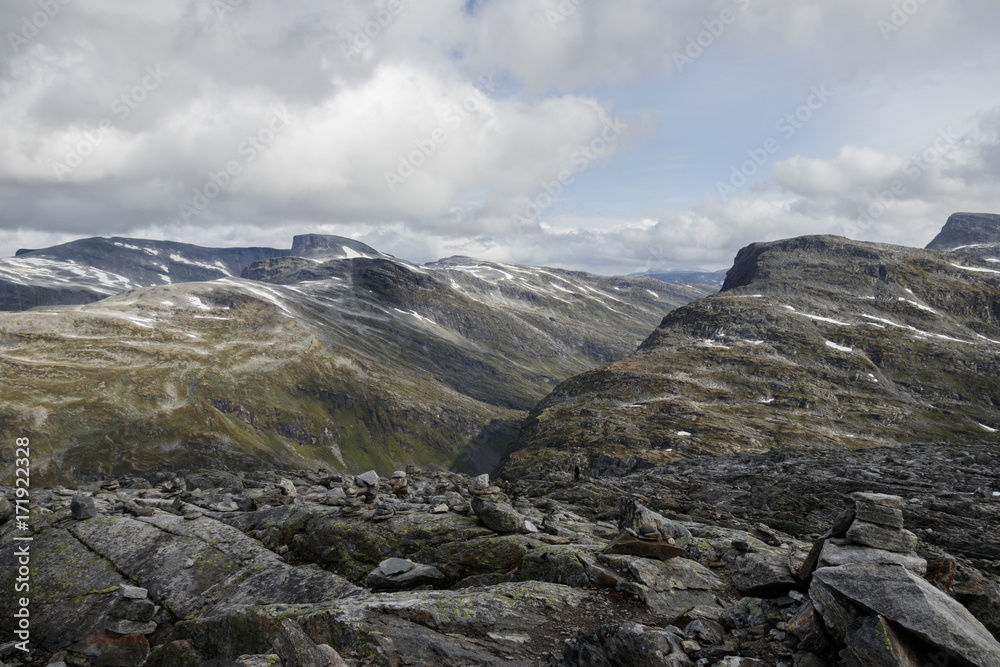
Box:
471 497 536 534
811 564 1000 666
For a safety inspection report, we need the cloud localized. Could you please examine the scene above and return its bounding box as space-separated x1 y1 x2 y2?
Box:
1 0 999 271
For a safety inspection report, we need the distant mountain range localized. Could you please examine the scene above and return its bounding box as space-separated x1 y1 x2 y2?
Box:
4 213 999 484
0 234 712 483
504 212 1000 475
627 268 729 287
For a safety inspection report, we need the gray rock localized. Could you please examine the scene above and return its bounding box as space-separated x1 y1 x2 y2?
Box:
109 598 157 622
356 470 379 487
684 619 724 646
854 500 904 529
272 618 329 667
845 520 917 553
731 553 798 597
366 561 446 591
105 617 157 635
560 621 691 667
471 474 490 491
843 614 924 666
71 495 98 520
471 496 531 534
619 499 692 541
602 530 686 561
378 557 416 576
186 470 243 491
850 492 904 509
818 541 926 575
811 564 1000 667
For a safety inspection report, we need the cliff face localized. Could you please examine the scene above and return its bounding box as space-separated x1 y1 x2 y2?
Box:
926 212 1000 257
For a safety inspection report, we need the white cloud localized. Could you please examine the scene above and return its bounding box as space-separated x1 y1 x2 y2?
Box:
1 0 999 273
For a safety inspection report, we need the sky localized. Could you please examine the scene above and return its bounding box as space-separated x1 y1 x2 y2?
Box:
1 0 999 275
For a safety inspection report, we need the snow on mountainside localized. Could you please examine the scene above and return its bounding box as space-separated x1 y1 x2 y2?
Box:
506 233 1000 476
0 237 290 310
0 235 713 483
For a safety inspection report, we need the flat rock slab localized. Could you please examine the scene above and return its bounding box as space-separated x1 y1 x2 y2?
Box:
845 520 917 553
379 557 416 576
851 492 904 508
812 564 1000 667
69 512 360 618
854 501 904 529
601 531 686 561
818 541 926 576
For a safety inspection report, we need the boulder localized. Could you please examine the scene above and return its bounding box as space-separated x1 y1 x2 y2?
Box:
811 564 1000 666
602 554 722 618
366 558 445 591
731 553 799 597
71 495 98 520
471 496 532 534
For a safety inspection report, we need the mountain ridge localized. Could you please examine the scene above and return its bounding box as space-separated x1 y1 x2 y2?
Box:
504 230 1000 476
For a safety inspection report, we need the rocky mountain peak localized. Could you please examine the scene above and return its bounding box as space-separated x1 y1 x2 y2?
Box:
926 212 1000 251
289 233 385 260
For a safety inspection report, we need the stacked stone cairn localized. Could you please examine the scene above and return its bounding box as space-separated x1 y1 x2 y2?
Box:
789 491 1000 666
469 473 539 534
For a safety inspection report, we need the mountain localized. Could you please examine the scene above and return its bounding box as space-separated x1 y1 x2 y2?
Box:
926 211 1000 261
628 268 729 287
0 235 712 484
504 233 1000 476
0 237 291 311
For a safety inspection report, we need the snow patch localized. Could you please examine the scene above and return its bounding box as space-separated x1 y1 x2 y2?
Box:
646 290 659 298
187 296 212 311
677 431 691 437
394 308 437 325
825 340 852 352
785 305 851 326
951 262 1000 275
160 301 174 306
978 423 998 433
